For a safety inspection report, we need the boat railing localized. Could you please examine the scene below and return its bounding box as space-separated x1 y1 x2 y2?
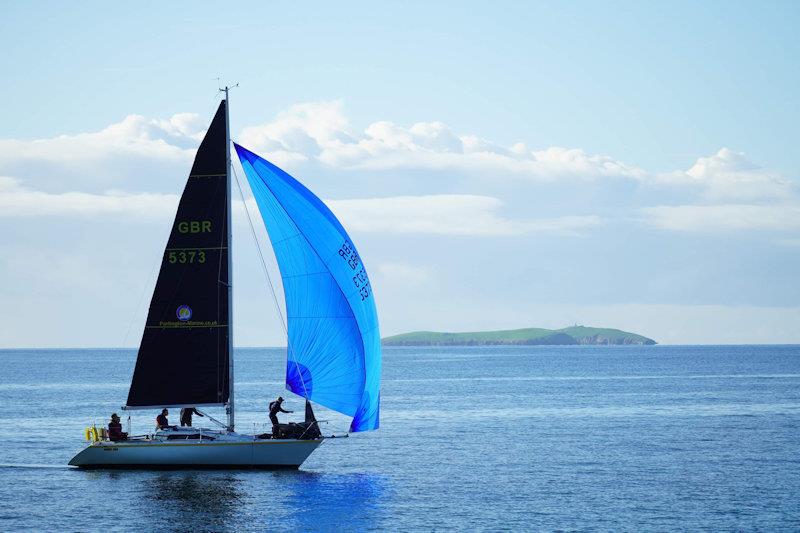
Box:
83 423 228 444
85 419 329 443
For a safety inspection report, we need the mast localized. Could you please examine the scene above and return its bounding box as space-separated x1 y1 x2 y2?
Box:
225 86 235 432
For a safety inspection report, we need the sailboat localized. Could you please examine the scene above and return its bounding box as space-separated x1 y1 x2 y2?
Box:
69 90 381 469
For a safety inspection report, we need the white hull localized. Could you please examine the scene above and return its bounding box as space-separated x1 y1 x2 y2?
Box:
69 429 323 469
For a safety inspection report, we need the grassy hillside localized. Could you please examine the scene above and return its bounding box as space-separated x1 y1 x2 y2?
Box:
555 326 656 345
382 326 656 346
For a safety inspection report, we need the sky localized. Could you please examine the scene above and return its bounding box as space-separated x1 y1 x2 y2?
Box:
0 1 798 347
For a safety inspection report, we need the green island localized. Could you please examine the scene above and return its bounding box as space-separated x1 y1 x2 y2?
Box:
382 326 656 346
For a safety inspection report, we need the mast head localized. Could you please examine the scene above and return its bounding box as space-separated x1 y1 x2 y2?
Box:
217 80 239 96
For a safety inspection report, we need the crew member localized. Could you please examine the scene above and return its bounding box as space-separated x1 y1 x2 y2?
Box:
269 396 293 428
180 407 204 427
156 408 174 430
108 413 128 442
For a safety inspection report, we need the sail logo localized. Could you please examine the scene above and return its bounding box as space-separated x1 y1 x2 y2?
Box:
176 305 193 321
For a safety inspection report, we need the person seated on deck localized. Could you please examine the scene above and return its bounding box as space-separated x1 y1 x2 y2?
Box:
108 413 127 442
269 396 293 435
180 407 204 427
156 408 176 430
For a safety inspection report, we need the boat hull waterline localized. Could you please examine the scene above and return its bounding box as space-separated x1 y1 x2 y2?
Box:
69 437 323 469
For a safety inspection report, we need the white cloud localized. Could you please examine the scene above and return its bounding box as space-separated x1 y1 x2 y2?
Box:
152 113 208 142
642 150 799 233
327 194 602 236
0 103 791 208
657 148 794 201
642 203 800 232
0 177 600 236
238 100 354 168
237 101 645 180
0 112 207 193
1 101 796 240
0 176 178 218
0 113 202 166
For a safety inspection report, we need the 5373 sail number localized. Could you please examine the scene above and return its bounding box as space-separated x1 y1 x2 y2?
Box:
168 250 206 264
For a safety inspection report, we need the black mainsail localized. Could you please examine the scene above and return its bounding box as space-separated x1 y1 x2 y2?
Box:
125 100 230 410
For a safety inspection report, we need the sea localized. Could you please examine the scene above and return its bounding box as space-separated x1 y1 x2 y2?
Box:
0 345 799 531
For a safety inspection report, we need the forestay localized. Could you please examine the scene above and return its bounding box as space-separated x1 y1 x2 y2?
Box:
235 143 381 432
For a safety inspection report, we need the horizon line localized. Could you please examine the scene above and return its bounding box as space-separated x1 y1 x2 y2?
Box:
2 343 800 350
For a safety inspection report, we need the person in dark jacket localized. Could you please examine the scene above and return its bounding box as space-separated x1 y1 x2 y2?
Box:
156 408 175 430
269 396 293 427
108 413 127 442
180 407 204 427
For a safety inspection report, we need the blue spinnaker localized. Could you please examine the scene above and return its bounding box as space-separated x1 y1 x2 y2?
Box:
234 143 381 432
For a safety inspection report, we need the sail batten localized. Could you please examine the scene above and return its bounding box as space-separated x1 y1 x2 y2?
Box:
235 143 381 432
125 101 231 409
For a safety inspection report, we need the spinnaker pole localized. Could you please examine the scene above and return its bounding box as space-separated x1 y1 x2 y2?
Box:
225 86 235 432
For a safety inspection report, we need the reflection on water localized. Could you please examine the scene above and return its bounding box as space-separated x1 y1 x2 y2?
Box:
270 471 389 531
148 473 244 529
79 471 247 532
75 470 389 531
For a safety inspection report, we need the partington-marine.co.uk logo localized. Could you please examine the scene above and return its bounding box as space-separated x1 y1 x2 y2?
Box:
176 305 193 322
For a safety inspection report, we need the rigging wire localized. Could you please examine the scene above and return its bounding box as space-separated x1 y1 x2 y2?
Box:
121 241 163 348
230 157 310 400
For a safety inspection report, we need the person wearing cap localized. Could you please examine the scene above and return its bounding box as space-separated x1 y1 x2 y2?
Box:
268 396 293 428
108 413 128 442
156 408 175 430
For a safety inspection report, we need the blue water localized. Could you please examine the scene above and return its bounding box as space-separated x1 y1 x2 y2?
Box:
0 345 799 531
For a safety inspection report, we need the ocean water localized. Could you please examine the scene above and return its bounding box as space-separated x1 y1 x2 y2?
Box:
0 345 799 531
